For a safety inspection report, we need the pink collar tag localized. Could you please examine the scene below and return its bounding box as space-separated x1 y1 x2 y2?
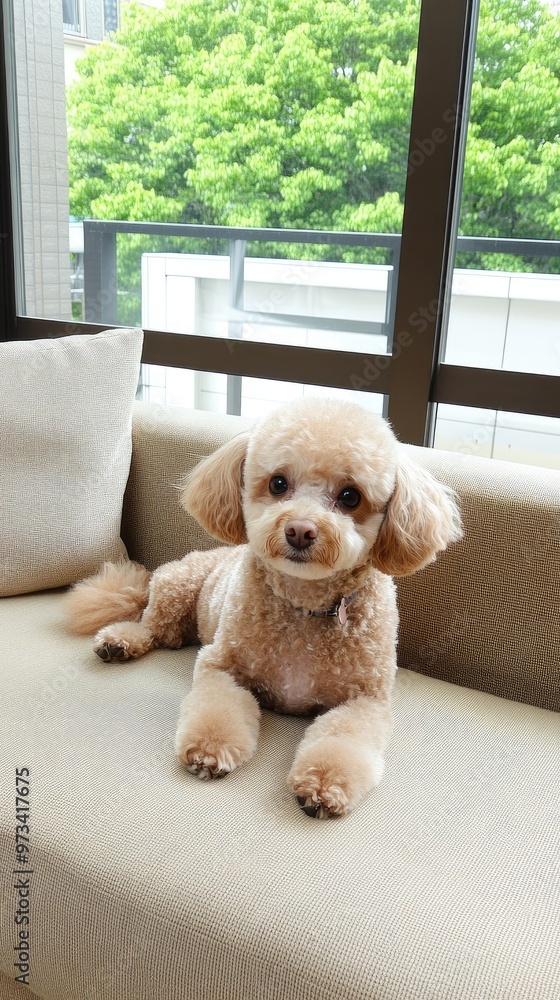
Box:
338 597 349 625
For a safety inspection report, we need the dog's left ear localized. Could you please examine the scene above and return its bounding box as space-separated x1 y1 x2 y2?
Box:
180 432 250 545
372 450 462 577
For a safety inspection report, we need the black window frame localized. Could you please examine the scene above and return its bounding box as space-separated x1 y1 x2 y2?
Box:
1 0 559 446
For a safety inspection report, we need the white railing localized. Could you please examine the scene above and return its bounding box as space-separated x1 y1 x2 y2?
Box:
139 251 560 469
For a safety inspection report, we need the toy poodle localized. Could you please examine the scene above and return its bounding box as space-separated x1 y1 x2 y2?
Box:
65 398 461 819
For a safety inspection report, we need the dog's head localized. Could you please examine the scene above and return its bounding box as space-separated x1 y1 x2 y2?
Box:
181 399 461 579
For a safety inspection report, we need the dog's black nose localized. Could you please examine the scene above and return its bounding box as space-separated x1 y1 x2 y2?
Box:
284 519 318 550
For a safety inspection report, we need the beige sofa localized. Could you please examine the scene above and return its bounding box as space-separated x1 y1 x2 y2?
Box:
1 401 559 1000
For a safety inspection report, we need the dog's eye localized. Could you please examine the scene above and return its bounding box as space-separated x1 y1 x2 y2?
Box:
338 487 362 511
269 475 289 497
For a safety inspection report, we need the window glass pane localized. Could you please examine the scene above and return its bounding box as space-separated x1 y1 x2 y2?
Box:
444 262 560 376
138 365 384 419
140 240 393 354
10 0 421 359
63 0 83 35
103 0 119 34
434 404 560 470
443 0 560 376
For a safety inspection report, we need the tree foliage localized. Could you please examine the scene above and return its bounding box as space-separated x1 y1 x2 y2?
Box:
67 0 560 319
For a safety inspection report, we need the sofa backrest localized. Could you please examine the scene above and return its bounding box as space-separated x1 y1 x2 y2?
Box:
397 444 559 713
122 402 559 712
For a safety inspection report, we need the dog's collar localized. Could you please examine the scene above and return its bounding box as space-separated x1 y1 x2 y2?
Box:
300 593 355 625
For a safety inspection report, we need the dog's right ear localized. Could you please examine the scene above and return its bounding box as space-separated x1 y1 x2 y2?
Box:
180 432 250 545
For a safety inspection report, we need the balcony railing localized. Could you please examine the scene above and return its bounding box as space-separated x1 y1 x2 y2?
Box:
83 221 402 336
79 219 560 421
83 219 560 331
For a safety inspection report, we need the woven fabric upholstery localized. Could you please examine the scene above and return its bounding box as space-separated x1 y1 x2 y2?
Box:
1 591 559 1000
123 403 560 711
397 445 560 712
0 972 40 999
0 329 143 597
121 402 252 570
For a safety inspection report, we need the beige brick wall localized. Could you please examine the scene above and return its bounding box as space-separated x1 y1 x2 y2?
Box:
13 0 71 320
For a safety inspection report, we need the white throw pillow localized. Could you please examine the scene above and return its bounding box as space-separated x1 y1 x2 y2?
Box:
0 328 144 596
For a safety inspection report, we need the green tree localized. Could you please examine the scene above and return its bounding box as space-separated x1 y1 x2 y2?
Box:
67 0 560 322
459 0 560 270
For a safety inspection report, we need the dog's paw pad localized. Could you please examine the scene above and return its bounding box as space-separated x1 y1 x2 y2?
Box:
185 754 229 781
95 640 130 663
290 770 350 819
297 795 322 818
295 790 344 819
178 744 239 781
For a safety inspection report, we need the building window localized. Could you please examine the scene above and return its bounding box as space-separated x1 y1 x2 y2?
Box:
103 0 118 35
62 0 84 35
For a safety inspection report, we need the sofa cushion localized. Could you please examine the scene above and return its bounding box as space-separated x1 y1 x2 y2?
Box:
122 402 560 712
0 329 143 597
1 590 558 1000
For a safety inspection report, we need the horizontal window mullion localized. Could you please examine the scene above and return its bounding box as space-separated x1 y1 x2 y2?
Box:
17 318 559 419
434 364 560 420
142 330 394 392
14 316 396 395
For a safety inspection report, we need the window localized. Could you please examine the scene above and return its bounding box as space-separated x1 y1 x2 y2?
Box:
63 0 84 35
103 0 118 34
1 0 559 464
433 0 560 466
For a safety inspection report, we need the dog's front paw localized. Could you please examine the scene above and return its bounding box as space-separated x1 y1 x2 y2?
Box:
176 713 258 781
176 734 254 780
288 737 384 819
289 768 352 819
175 672 260 781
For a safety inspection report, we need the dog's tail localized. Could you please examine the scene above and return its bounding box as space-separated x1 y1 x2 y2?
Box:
64 560 151 636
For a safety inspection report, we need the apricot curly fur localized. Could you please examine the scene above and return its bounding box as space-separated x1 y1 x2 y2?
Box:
64 560 151 636
65 399 462 816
